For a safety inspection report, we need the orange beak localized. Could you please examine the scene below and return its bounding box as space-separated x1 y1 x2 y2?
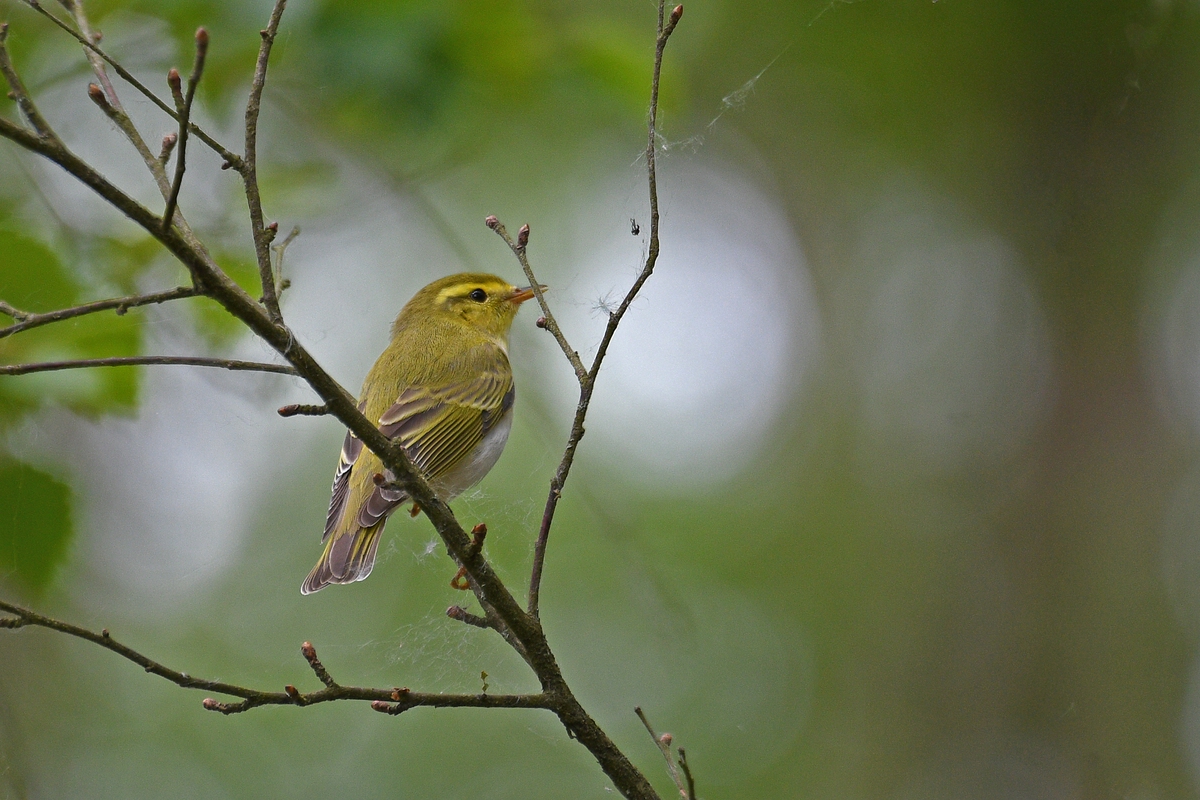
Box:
509 284 547 305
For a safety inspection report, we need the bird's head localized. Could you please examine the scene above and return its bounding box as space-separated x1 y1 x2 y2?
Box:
396 273 543 340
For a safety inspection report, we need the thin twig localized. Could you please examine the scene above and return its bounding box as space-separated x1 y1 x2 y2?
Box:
162 28 209 231
635 707 688 799
527 3 683 622
65 0 172 201
277 402 328 417
19 0 242 168
0 355 297 376
486 216 586 383
0 300 29 321
0 23 58 140
242 0 287 323
446 605 491 629
0 286 197 340
271 224 300 296
678 748 696 800
300 641 337 688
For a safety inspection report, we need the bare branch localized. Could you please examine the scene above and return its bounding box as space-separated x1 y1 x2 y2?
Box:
300 641 337 688
65 0 173 201
678 748 696 800
271 224 300 296
485 215 586 384
0 286 197 341
636 707 689 799
446 605 490 629
0 600 551 717
528 3 683 622
0 23 58 140
242 0 287 323
0 4 684 796
0 300 30 321
162 28 209 231
277 402 328 417
0 355 297 376
19 0 242 168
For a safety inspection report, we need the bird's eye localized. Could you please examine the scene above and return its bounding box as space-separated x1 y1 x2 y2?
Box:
469 288 487 302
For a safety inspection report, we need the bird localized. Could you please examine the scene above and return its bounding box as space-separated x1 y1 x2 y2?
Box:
301 273 540 594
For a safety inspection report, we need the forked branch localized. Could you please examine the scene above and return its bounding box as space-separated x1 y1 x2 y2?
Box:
0 600 551 717
524 3 684 621
162 27 209 230
0 1 688 797
0 286 198 340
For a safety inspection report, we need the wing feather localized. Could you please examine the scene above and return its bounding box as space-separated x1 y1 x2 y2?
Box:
304 347 514 594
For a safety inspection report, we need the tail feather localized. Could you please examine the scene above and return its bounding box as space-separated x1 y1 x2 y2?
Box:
300 522 384 594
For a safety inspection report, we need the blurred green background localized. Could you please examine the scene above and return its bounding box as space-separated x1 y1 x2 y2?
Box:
3 0 1200 797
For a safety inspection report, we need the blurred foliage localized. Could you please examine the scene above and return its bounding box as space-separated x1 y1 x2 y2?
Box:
0 228 143 422
0 459 71 592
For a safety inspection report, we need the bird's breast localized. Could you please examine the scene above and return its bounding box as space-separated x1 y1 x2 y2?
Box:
432 406 514 500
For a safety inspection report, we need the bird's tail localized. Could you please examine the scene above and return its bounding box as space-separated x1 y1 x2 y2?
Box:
300 522 384 595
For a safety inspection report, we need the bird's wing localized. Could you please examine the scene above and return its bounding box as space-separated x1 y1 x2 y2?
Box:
352 358 514 530
321 400 366 544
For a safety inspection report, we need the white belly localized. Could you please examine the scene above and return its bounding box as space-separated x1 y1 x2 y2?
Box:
433 408 514 501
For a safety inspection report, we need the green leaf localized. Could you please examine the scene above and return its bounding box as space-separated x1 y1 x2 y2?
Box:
0 460 72 593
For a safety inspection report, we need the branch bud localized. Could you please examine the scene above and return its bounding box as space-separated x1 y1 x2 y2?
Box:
485 215 499 230
87 83 109 111
167 68 182 96
535 316 547 329
195 27 209 51
159 132 178 163
671 5 684 24
517 224 530 248
370 701 392 713
659 733 673 746
202 698 219 710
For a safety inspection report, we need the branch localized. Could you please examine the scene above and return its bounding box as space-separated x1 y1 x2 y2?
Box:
0 23 58 140
527 3 684 622
0 355 297 376
162 28 209 231
241 0 287 323
678 748 696 800
65 0 173 203
0 286 197 340
0 4 683 796
277 402 328 417
485 217 586 383
0 300 29 321
19 0 242 169
0 600 551 716
636 707 691 799
271 224 300 296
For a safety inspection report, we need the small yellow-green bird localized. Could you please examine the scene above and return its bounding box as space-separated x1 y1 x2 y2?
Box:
301 273 539 595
